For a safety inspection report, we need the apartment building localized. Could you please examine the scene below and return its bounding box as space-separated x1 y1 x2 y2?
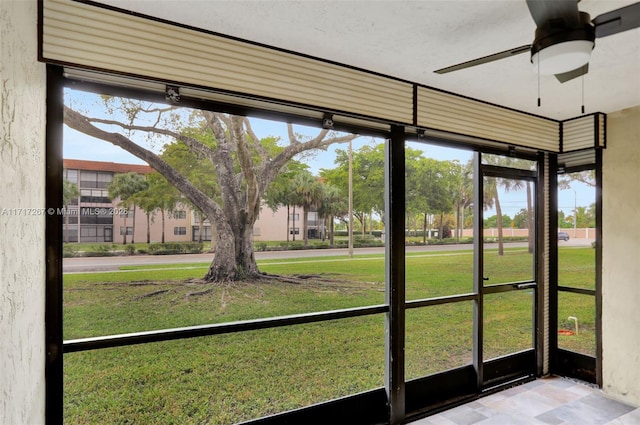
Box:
63 159 296 244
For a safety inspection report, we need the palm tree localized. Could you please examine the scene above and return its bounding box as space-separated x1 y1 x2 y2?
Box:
316 183 346 246
453 161 473 242
483 155 529 256
292 172 323 246
107 172 149 244
134 173 179 244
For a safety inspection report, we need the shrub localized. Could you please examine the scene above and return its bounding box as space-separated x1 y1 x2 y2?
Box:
62 244 78 258
147 242 204 255
255 242 268 252
84 244 117 257
124 245 136 255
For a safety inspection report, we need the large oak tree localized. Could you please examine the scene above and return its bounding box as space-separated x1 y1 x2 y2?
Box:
64 99 357 282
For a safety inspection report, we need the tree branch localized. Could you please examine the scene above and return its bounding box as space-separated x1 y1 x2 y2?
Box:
267 133 358 183
85 115 216 160
64 106 225 223
232 118 260 221
243 117 269 163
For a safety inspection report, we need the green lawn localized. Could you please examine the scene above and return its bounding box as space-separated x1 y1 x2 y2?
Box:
63 247 596 424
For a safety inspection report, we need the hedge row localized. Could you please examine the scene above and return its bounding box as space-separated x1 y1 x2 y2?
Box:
146 242 204 255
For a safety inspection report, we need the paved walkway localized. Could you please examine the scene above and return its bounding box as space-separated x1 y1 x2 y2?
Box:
410 376 640 425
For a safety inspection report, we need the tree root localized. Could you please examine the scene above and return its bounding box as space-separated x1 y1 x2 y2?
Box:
134 289 169 300
186 287 216 297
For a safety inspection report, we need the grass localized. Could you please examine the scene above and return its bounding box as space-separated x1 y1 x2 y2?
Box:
63 246 596 424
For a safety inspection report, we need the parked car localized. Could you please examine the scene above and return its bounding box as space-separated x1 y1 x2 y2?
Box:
558 231 570 241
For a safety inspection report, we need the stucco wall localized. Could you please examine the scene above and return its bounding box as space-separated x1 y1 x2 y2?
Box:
602 105 640 406
0 1 47 424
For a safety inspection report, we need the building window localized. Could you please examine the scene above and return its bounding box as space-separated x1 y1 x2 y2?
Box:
307 212 318 226
289 227 300 235
79 170 97 188
173 210 186 220
192 226 212 241
119 226 133 236
96 172 112 188
174 226 187 235
65 169 78 184
289 213 300 221
80 189 111 204
79 170 113 188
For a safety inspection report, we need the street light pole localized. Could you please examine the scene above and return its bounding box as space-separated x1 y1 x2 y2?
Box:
348 138 353 258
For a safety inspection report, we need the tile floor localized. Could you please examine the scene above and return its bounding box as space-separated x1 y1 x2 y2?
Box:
410 376 640 425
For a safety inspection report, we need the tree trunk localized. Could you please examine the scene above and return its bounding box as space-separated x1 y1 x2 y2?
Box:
292 206 296 241
131 206 136 244
328 213 335 246
422 213 427 244
64 214 69 244
122 215 128 245
146 212 151 244
198 215 204 243
496 197 504 256
161 210 165 244
526 181 534 254
203 217 258 282
303 208 309 246
461 206 465 241
286 205 290 242
456 203 461 242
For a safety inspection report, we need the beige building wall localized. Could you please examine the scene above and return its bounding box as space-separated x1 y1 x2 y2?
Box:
112 203 193 244
254 205 291 241
147 206 192 243
458 228 595 239
0 1 46 423
602 105 640 406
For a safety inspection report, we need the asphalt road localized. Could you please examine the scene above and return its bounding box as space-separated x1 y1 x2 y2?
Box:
62 239 592 273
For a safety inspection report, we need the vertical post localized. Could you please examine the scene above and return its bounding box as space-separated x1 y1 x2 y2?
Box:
548 154 559 375
45 64 64 425
472 152 484 388
348 138 354 257
536 152 547 377
595 148 603 386
385 125 405 424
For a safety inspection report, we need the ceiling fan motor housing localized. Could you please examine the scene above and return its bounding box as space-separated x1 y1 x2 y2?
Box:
531 11 596 75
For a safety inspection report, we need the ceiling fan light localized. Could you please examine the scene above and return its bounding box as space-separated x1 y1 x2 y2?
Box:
531 40 594 75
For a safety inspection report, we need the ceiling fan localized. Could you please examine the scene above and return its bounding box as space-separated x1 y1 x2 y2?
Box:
434 0 640 83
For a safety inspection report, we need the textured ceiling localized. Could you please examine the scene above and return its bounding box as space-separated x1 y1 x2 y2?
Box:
98 0 640 121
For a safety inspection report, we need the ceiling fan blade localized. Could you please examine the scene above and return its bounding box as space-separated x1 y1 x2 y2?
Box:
526 0 580 28
593 2 640 38
434 45 531 74
554 63 589 83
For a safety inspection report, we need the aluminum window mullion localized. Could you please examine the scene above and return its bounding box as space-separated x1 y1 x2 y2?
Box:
63 304 389 353
473 152 484 388
45 64 65 425
385 125 406 425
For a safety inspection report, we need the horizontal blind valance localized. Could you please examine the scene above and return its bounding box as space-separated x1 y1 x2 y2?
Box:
42 0 413 124
416 87 559 152
42 0 604 153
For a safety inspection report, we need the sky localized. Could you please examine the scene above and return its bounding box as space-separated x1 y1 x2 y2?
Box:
63 88 594 219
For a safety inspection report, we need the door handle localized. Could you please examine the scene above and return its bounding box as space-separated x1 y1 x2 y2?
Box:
516 283 537 290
